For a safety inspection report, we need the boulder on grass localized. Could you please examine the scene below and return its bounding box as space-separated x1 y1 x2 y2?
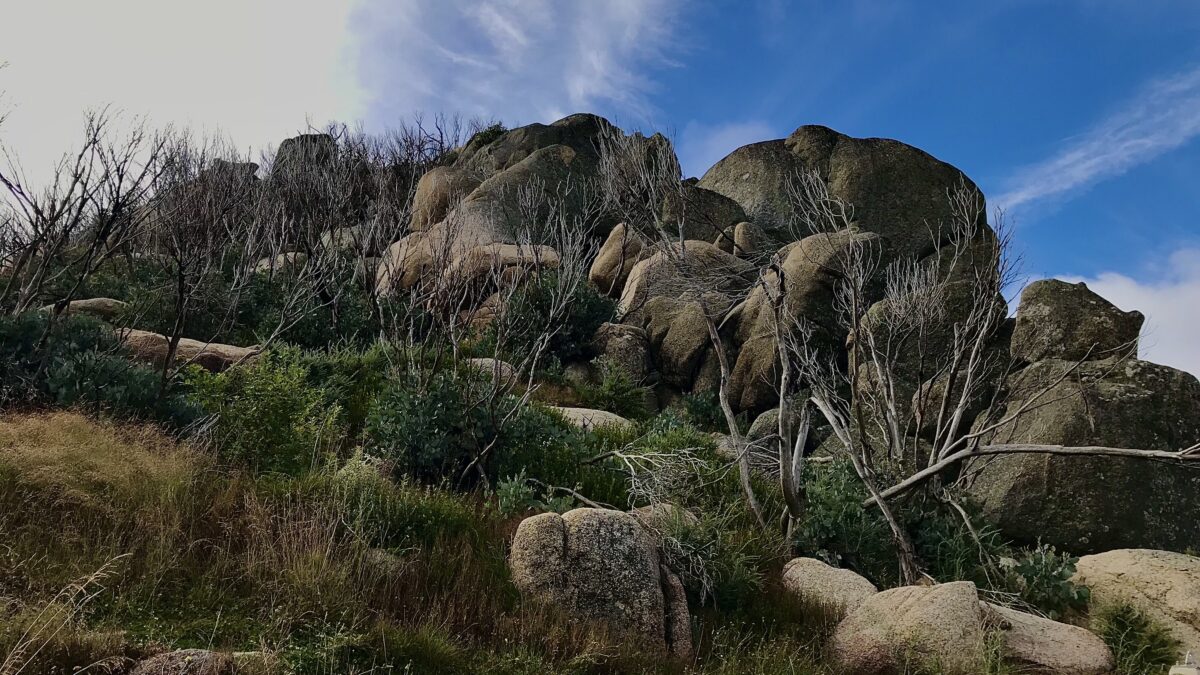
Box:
829 581 986 674
983 603 1114 675
509 508 691 658
1073 548 1200 658
131 649 235 674
829 580 1113 675
549 406 633 431
1011 279 1144 363
120 329 259 373
40 297 128 322
781 557 877 618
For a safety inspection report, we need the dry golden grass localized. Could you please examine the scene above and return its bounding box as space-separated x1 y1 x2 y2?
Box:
0 411 207 513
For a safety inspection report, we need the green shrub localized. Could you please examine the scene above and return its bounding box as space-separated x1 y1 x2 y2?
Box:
493 404 625 502
792 461 896 583
295 342 392 438
487 271 615 364
187 350 343 474
657 508 764 610
579 356 652 420
494 470 575 516
46 350 156 409
1003 544 1090 620
1092 603 1179 675
680 390 739 433
366 364 623 502
0 311 193 423
241 270 383 349
790 461 1033 591
468 122 508 148
366 368 491 484
905 497 1011 589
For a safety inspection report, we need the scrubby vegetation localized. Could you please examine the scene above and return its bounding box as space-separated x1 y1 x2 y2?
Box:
1091 603 1180 675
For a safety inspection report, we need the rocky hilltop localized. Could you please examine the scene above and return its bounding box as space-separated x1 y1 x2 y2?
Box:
2 112 1198 673
383 113 1200 552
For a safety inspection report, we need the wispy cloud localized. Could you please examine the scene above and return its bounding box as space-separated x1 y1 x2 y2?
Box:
1059 247 1200 377
676 120 779 178
350 0 684 127
995 64 1200 212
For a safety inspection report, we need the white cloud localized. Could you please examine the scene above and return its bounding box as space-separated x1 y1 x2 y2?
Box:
676 120 779 179
349 0 683 128
1059 248 1200 378
0 0 363 180
994 64 1200 212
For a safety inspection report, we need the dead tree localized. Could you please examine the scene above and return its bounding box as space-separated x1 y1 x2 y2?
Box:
139 134 262 391
0 110 166 316
772 170 1200 583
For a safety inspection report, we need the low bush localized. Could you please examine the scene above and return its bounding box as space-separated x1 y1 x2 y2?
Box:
792 460 897 583
486 271 615 365
239 269 384 349
0 311 194 423
365 367 492 484
294 342 393 439
679 390 747 433
468 122 508 148
1003 544 1090 619
657 508 765 610
365 364 626 503
579 356 653 420
187 350 343 474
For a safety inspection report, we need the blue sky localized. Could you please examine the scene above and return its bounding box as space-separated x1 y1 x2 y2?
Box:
2 0 1198 373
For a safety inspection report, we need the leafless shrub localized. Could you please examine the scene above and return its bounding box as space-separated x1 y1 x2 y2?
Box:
0 109 167 316
773 171 1199 582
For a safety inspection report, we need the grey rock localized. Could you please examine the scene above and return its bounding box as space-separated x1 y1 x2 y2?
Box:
590 323 653 383
1074 549 1200 659
589 223 648 298
781 557 877 618
984 602 1114 675
968 357 1200 552
699 125 986 260
1011 279 1143 364
660 183 747 242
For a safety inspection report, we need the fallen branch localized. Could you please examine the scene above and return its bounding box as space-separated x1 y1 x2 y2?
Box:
864 442 1200 508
